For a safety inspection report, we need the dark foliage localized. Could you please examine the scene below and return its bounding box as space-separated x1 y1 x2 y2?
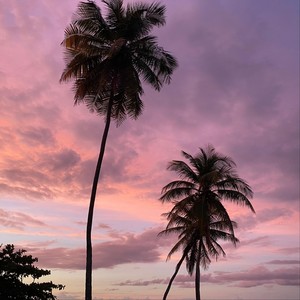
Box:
0 244 64 300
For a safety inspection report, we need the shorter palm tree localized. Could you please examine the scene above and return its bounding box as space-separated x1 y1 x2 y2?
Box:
159 145 255 300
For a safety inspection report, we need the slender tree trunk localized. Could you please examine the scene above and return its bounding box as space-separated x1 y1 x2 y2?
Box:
195 241 201 300
163 249 189 300
163 246 191 300
85 91 114 300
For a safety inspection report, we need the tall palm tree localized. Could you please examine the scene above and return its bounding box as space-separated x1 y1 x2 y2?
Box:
159 145 255 300
60 1 177 299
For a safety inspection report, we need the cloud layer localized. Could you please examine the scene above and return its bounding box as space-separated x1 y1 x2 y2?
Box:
0 0 299 299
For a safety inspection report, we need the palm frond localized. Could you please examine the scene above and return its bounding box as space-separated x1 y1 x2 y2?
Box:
127 1 166 27
160 190 195 206
103 0 125 28
123 2 166 40
218 189 255 213
131 35 177 87
160 180 196 202
132 54 161 90
167 160 198 182
74 1 110 37
216 175 253 198
62 27 109 57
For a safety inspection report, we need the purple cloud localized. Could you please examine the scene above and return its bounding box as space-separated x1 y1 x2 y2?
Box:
117 265 300 289
266 260 300 265
211 266 300 288
234 207 294 231
19 127 56 147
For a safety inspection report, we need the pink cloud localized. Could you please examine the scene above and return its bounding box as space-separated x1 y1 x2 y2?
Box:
26 226 171 270
237 236 271 248
18 126 56 147
234 207 294 231
276 247 300 255
0 182 54 201
118 278 167 287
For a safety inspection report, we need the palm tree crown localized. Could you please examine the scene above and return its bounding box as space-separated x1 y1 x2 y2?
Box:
160 145 254 213
60 0 177 125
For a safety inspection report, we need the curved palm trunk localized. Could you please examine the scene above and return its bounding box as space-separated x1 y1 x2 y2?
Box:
163 252 186 300
195 241 201 300
85 91 114 300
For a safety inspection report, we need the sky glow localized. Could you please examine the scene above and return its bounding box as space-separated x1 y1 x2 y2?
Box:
0 0 299 299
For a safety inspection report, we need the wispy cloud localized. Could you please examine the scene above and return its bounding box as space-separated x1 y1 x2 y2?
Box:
0 208 47 230
117 264 300 288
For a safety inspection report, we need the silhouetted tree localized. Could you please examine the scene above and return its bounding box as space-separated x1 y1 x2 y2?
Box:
159 145 255 300
60 1 177 299
0 244 64 300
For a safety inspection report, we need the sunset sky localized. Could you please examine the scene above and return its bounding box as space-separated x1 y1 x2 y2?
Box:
0 0 299 299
